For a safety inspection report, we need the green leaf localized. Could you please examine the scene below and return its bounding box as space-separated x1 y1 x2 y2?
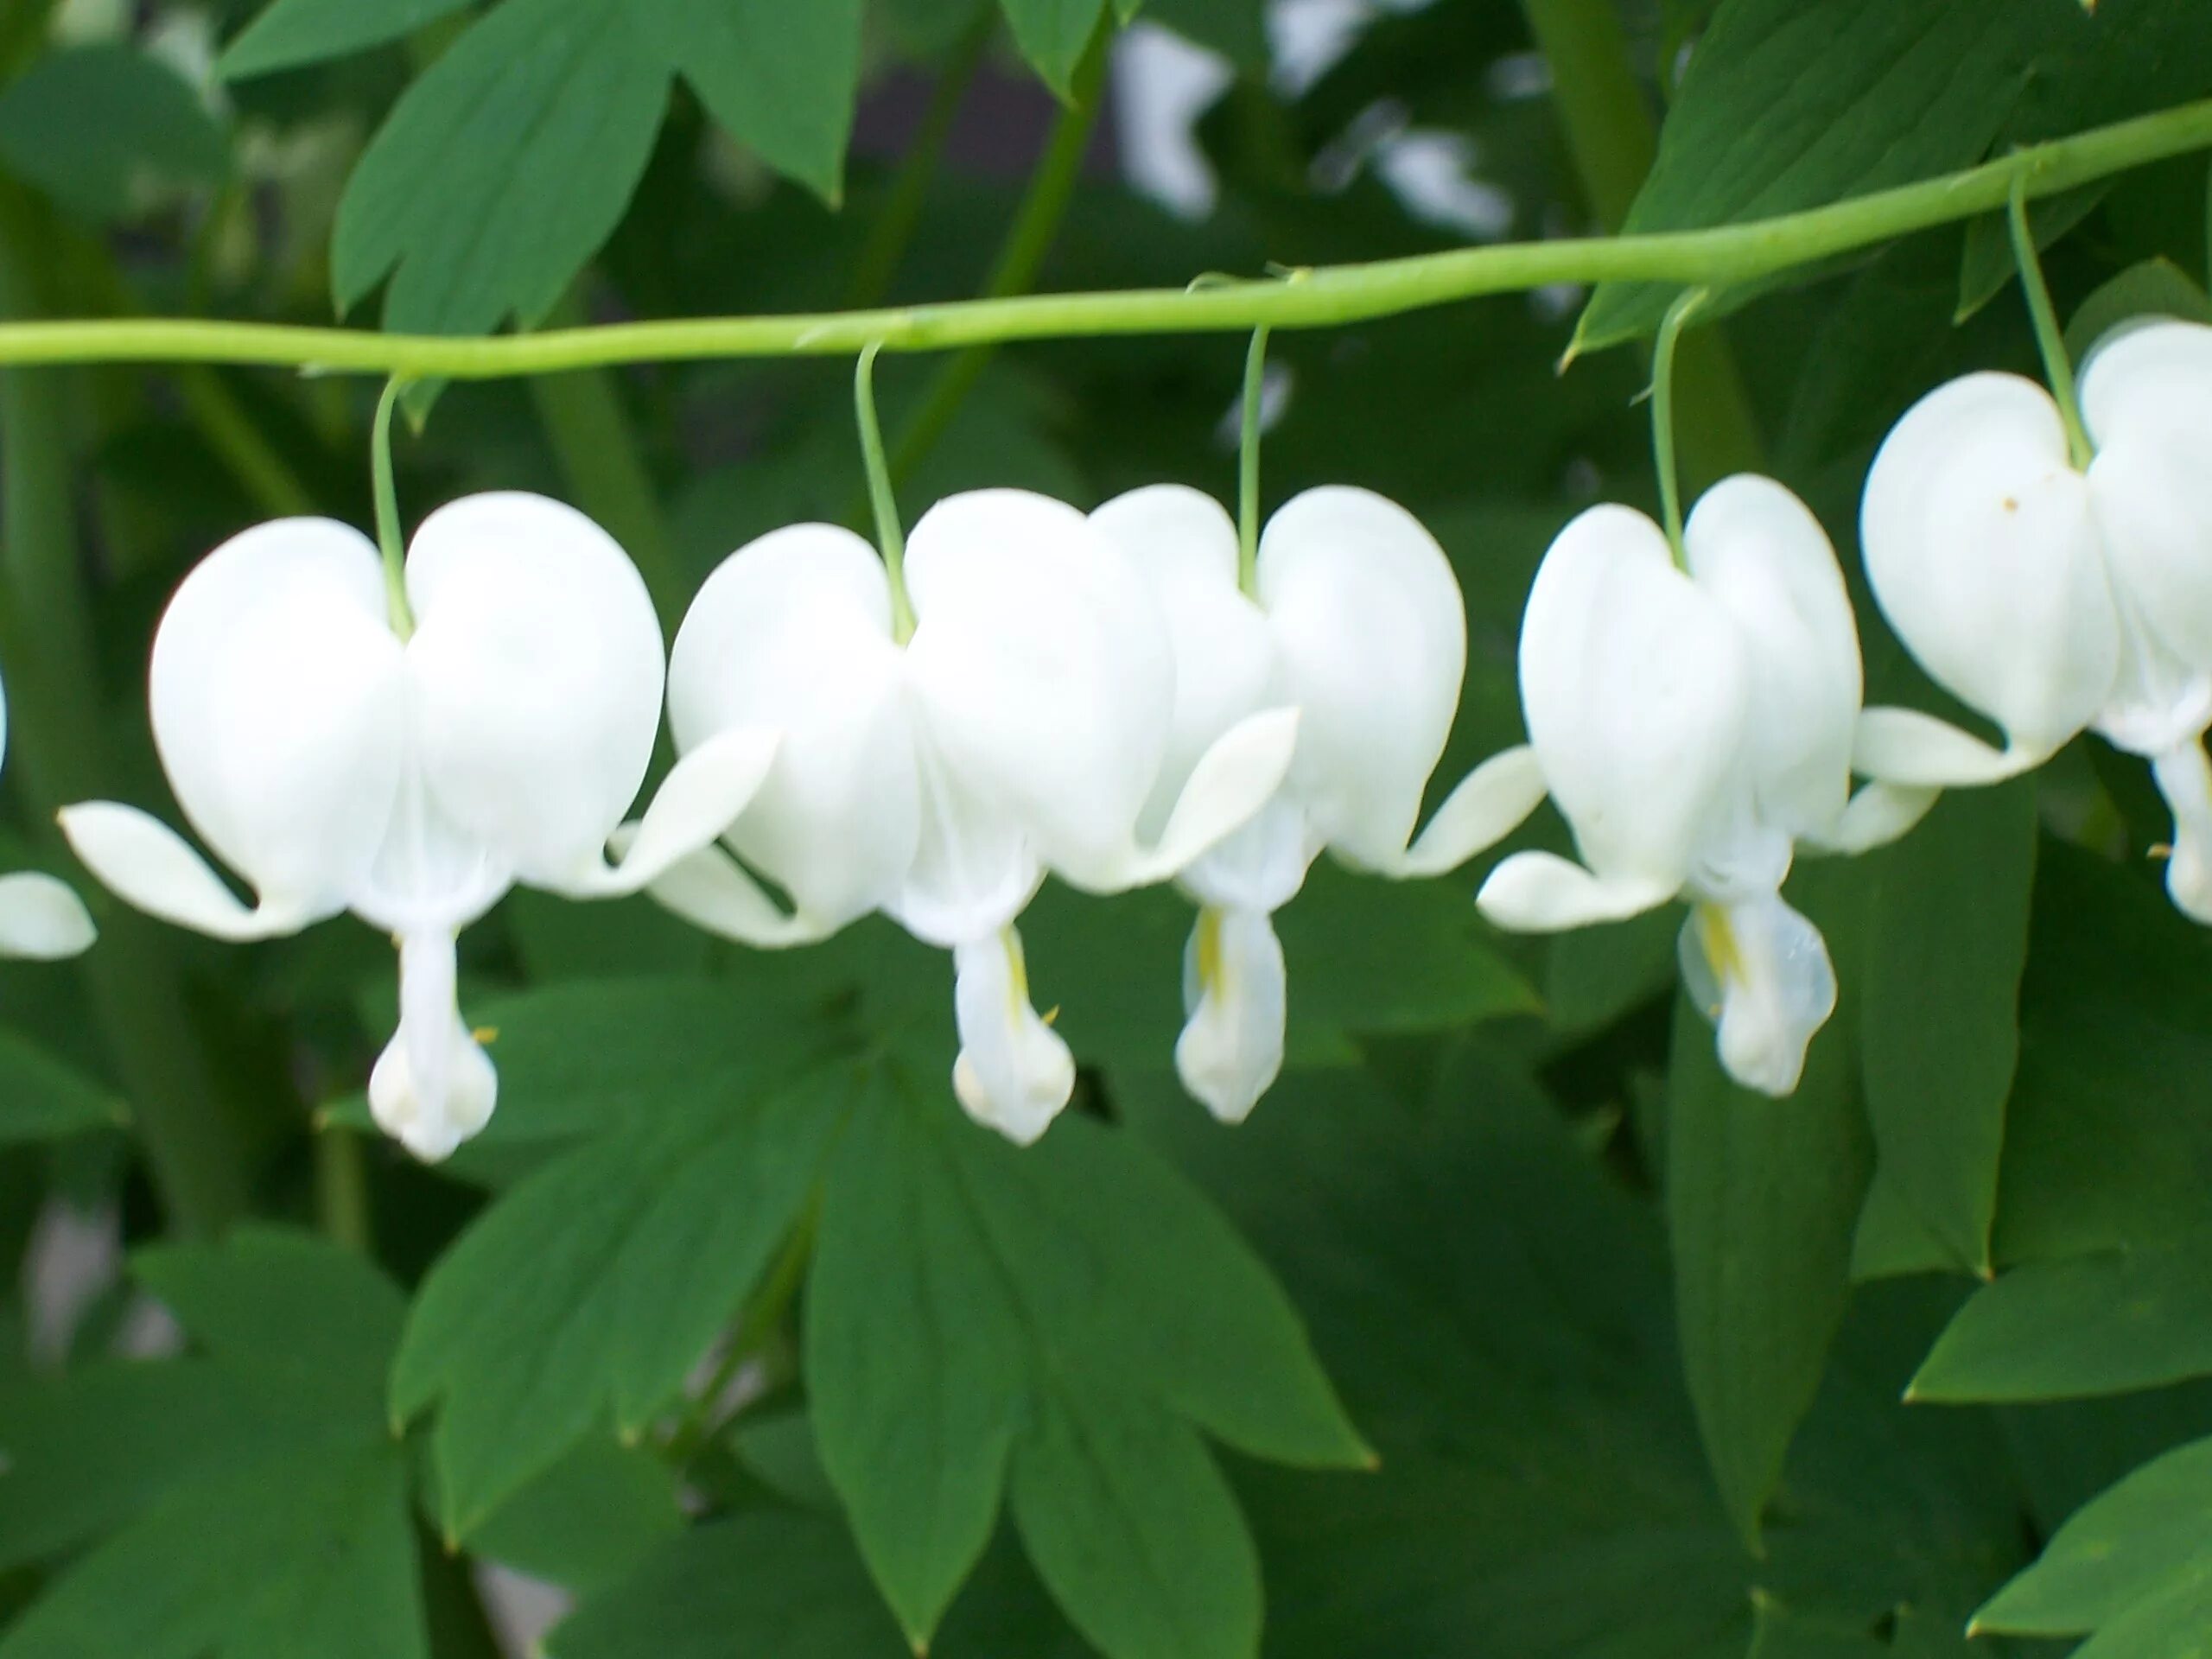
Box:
1910 1234 2212 1403
1573 0 2068 353
331 0 669 334
1955 182 2107 323
1666 870 1872 1552
1976 1434 2212 1637
2073 1575 2212 1659
217 0 474 80
1007 1379 1262 1659
0 1440 423 1659
547 1512 909 1659
0 1029 124 1145
806 1057 1364 1651
391 1053 846 1537
468 1441 683 1593
0 44 227 222
1859 781 2037 1274
1993 841 2212 1263
631 0 861 204
998 0 1109 94
1146 0 1267 68
2063 257 2212 361
1117 1058 2028 1656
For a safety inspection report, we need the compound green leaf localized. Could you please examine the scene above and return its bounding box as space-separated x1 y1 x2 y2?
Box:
547 1512 909 1659
0 1029 124 1145
1574 0 2069 353
0 44 227 222
1977 1434 2212 1637
1859 781 2037 1275
468 1441 684 1593
217 0 473 80
805 1056 1363 1653
1911 1235 2212 1403
331 0 668 334
391 1051 849 1537
2063 257 2212 361
631 0 862 204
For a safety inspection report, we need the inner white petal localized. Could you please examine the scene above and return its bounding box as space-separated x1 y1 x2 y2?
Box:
885 721 1039 950
1676 893 1836 1097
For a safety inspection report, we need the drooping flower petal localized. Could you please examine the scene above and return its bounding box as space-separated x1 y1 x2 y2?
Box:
905 489 1174 892
1175 905 1285 1125
1860 372 2118 764
1677 893 1837 1096
1516 504 1751 904
147 518 407 924
405 493 666 888
634 839 840 950
1683 474 1861 842
950 928 1074 1145
0 872 95 959
1808 779 1941 856
58 802 313 940
555 727 781 899
1259 486 1467 869
367 930 495 1162
1476 849 1681 932
1850 706 2041 787
667 524 918 932
1111 707 1300 890
1389 743 1548 878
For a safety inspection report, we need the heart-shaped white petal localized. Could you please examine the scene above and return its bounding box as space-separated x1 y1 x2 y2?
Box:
669 523 918 932
1516 504 1751 905
905 489 1174 891
1259 486 1467 869
1861 372 2118 760
149 518 408 925
0 871 94 959
1090 485 1281 839
1175 905 1285 1125
950 928 1074 1145
1684 475 1860 842
2081 321 2212 754
405 493 665 887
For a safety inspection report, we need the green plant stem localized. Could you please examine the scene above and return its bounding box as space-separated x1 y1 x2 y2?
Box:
527 288 683 622
1651 289 1708 567
886 19 1111 480
844 16 994 310
2009 173 2093 467
371 377 415 637
0 194 250 1239
1520 0 1764 486
663 1216 817 1465
0 99 2205 376
313 1125 372 1253
855 344 917 639
1236 325 1270 594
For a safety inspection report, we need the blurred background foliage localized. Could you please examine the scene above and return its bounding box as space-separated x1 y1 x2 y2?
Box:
2 1 2212 1655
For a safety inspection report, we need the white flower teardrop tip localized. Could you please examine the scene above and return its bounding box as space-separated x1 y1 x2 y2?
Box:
0 671 94 961
1859 319 2212 922
60 496 774 1160
652 489 1299 1141
1091 483 1546 1123
1479 478 1910 1096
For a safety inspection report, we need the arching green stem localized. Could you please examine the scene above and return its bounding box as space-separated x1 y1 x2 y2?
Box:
2008 168 2094 467
1651 287 1708 569
371 377 416 637
1236 324 1272 597
856 344 916 641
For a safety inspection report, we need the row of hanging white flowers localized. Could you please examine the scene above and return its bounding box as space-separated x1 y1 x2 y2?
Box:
33 201 2212 1160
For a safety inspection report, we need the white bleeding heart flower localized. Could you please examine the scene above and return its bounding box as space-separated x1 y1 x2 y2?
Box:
1858 318 2212 921
650 487 1298 1146
1090 484 1548 1124
1478 477 1928 1096
59 493 777 1161
0 673 96 962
